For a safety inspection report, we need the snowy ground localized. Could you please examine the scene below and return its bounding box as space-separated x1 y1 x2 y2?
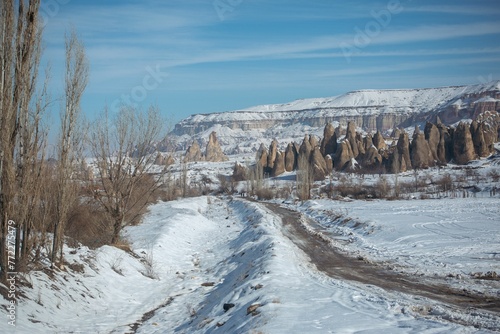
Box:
1 196 499 333
295 198 500 298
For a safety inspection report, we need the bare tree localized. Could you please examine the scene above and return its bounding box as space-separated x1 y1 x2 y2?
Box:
180 161 189 197
0 0 48 277
89 105 167 244
52 29 89 266
296 154 313 201
247 161 264 197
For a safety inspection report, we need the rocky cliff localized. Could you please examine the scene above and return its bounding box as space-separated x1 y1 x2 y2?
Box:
172 81 500 153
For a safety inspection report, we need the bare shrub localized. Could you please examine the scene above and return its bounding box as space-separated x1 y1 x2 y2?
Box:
412 170 428 192
334 175 351 197
141 250 158 279
374 176 391 198
110 255 125 276
454 172 467 187
275 183 293 199
398 181 415 194
334 176 368 199
465 168 477 180
218 174 230 194
436 173 453 192
488 169 500 182
67 262 85 274
255 188 275 200
65 199 113 249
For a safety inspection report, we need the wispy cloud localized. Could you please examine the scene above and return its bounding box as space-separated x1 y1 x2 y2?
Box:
261 47 500 61
405 5 500 16
64 18 500 87
318 57 500 77
151 22 500 68
45 0 500 73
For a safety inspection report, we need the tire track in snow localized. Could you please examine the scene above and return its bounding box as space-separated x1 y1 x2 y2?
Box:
259 201 500 331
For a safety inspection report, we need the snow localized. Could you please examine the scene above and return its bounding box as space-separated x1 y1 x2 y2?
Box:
2 196 499 333
474 97 500 103
240 82 500 113
296 198 500 297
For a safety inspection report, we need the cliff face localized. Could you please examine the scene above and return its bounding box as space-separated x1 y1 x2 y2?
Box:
173 82 500 139
174 111 416 135
169 82 500 159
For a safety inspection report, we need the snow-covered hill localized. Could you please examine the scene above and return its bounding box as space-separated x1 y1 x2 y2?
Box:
171 81 500 154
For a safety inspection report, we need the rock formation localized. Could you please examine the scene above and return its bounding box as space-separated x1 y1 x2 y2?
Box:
355 133 366 158
267 139 279 169
373 131 386 151
424 122 440 163
396 132 411 172
166 155 175 166
325 155 333 174
470 121 490 158
411 126 433 169
256 143 268 168
299 135 313 159
309 135 319 149
320 123 337 156
363 146 383 168
346 122 359 158
453 122 476 164
363 134 373 152
246 117 499 177
205 131 228 162
334 140 354 171
155 153 165 165
310 147 328 180
437 122 452 164
155 153 175 166
388 146 404 174
184 140 203 162
284 143 298 172
391 128 401 139
271 151 285 177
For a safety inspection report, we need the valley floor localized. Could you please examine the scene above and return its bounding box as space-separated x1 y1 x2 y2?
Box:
1 196 499 333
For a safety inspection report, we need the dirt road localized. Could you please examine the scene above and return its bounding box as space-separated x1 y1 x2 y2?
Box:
261 201 500 330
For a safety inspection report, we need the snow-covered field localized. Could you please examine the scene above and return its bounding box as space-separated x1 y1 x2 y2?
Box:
296 198 500 297
1 196 499 333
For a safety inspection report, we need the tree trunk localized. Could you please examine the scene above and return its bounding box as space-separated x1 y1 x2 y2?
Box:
111 216 123 245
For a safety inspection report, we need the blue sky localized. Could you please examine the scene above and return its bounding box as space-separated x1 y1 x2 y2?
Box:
41 0 500 125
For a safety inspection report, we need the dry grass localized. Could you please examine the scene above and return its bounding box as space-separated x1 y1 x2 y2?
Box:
112 238 133 253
